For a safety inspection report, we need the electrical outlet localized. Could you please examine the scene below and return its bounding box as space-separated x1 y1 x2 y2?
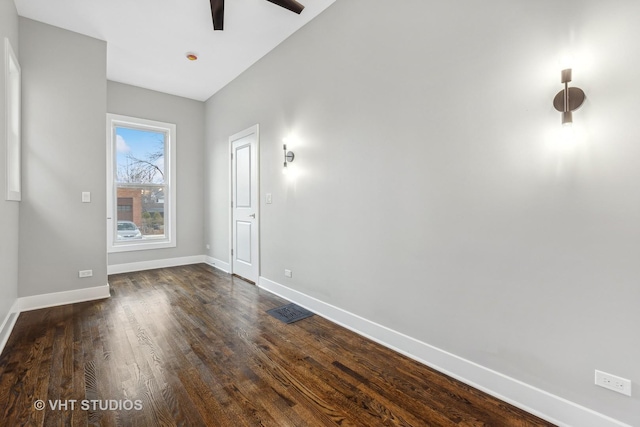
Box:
79 270 93 278
284 269 292 278
206 244 210 250
595 370 632 396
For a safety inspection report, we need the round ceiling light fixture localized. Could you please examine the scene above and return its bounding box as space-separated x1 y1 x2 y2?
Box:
186 52 198 61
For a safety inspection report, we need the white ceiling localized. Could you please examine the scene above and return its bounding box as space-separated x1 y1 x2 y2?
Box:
14 0 335 101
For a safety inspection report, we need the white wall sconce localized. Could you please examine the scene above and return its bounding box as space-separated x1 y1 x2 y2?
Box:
553 68 585 126
283 144 295 169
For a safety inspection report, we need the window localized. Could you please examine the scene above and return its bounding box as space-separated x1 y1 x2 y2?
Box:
107 114 176 252
5 38 21 202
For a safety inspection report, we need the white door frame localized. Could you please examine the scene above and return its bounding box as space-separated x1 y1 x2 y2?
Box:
229 124 260 282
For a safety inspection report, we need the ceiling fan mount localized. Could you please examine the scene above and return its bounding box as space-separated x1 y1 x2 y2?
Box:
209 0 305 31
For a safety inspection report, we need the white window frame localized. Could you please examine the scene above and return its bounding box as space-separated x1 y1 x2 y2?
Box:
106 114 176 253
5 38 21 202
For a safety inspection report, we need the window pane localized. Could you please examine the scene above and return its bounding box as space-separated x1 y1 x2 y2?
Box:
7 70 20 192
115 126 165 184
5 38 21 201
116 185 166 241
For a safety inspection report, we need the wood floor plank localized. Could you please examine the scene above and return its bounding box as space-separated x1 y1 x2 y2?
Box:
0 264 556 426
1 308 50 426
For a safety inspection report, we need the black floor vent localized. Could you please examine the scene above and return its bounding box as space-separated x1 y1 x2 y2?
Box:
266 303 314 324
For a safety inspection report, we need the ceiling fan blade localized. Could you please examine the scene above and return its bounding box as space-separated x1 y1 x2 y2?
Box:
210 0 224 30
265 0 305 14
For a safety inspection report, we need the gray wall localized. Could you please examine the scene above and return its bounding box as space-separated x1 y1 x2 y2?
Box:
107 81 205 266
19 18 107 296
0 0 19 321
204 0 640 424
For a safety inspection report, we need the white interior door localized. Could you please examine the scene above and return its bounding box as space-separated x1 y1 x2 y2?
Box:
231 125 259 283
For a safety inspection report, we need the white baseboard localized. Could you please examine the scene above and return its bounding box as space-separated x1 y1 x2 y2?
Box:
258 277 631 427
107 255 206 275
0 309 19 356
15 284 111 313
204 256 230 273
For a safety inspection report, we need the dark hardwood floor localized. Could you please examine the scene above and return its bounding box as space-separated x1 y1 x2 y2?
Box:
0 264 555 426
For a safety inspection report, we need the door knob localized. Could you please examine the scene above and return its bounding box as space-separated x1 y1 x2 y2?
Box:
249 213 256 218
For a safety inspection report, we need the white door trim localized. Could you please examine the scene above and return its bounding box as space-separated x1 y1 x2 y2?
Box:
229 124 260 281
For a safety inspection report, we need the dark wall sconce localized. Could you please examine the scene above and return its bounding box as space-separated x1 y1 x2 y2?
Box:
553 68 585 126
283 144 294 169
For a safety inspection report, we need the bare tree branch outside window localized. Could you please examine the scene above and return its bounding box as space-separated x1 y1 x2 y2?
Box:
117 139 164 184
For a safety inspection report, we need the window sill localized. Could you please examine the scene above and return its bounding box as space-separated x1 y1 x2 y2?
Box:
108 239 176 253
